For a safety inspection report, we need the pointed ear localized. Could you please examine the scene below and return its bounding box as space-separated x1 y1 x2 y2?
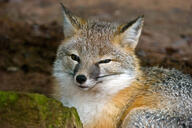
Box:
115 16 144 49
60 3 86 38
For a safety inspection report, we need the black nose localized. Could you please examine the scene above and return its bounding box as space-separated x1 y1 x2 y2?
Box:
76 75 87 84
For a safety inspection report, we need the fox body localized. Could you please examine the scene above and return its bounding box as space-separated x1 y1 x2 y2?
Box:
53 4 192 128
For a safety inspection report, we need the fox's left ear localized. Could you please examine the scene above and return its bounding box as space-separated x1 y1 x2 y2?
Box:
115 16 144 49
60 3 86 38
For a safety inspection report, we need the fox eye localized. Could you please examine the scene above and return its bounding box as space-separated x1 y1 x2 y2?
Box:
71 54 80 62
98 59 112 64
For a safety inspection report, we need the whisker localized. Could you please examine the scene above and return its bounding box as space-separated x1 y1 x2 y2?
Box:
96 73 123 79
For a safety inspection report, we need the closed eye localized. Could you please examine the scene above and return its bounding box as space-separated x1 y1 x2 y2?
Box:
98 59 112 64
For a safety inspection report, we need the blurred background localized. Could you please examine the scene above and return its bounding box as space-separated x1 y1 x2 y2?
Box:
0 0 192 96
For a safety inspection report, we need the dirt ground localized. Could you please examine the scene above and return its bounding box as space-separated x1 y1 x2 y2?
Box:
0 0 192 96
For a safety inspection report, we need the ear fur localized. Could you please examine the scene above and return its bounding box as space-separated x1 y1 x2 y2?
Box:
60 3 86 38
115 16 144 49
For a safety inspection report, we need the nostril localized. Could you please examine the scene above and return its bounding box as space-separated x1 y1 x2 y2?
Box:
76 75 87 84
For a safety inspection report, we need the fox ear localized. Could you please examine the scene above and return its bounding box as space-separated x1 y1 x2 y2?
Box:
60 3 85 38
115 16 144 49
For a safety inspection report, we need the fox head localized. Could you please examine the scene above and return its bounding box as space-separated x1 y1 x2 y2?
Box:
54 4 143 93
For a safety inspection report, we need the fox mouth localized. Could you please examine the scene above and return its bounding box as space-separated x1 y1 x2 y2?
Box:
75 73 123 90
62 71 124 89
78 85 89 89
76 80 103 90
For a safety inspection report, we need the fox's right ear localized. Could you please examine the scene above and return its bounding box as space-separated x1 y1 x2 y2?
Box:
60 3 86 38
114 16 144 49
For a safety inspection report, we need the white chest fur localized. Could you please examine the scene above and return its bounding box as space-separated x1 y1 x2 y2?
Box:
54 70 135 125
61 92 108 125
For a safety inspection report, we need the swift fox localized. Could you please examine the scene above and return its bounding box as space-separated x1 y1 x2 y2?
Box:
53 4 192 128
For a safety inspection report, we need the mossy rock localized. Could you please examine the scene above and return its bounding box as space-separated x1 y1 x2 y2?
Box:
0 91 83 128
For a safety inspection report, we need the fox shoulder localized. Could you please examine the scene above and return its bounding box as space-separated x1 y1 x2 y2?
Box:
119 67 192 127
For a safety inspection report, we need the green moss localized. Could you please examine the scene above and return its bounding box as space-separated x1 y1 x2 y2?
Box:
29 93 48 105
0 91 18 107
0 91 83 128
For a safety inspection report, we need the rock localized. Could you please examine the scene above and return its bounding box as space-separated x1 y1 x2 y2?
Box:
0 91 83 128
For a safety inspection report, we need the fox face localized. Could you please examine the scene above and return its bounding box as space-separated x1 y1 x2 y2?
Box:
54 4 143 93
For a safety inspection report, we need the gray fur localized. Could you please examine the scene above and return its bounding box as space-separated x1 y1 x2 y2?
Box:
122 67 192 128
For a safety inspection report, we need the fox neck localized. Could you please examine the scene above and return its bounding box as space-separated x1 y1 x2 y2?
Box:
84 80 144 128
53 71 141 127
